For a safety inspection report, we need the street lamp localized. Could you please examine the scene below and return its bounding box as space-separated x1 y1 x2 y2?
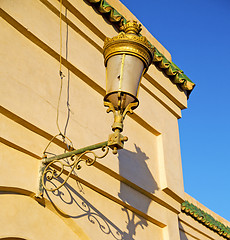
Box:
103 20 154 153
36 20 154 197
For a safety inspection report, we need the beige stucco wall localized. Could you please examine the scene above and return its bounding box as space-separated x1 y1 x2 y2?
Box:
1 0 226 239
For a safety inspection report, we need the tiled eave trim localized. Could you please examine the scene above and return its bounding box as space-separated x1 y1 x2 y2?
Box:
86 0 195 97
182 201 230 239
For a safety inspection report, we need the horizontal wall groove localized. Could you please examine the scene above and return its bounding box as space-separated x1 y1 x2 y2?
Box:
179 217 218 240
0 136 41 160
140 83 181 119
144 73 186 110
40 0 103 53
61 0 106 41
0 106 72 151
94 161 180 214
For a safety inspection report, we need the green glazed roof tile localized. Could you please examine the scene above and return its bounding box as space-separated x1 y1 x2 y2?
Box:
85 0 195 97
182 201 230 239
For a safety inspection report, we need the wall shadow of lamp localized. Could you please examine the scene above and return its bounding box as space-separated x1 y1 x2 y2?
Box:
117 145 158 239
35 21 154 198
118 144 158 207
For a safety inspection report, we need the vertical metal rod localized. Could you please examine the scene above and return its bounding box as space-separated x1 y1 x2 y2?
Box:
35 162 46 198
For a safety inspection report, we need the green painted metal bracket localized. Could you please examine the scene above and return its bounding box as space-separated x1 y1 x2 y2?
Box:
35 141 108 198
43 141 108 164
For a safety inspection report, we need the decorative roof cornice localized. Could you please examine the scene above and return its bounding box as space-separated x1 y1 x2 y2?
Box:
86 0 195 97
182 201 230 239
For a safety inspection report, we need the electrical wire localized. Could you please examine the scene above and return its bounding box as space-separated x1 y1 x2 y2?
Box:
63 7 71 139
56 70 64 136
59 0 63 74
42 0 73 156
56 0 64 136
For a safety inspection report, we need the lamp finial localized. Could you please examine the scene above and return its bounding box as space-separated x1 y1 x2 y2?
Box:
123 20 142 35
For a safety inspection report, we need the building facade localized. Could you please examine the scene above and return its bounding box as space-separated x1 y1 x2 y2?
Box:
0 0 229 239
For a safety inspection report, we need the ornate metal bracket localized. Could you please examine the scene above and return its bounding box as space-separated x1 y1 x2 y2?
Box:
104 97 137 153
35 96 135 198
35 141 109 198
104 98 138 122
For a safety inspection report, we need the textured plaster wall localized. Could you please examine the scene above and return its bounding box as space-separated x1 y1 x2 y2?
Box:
0 0 205 239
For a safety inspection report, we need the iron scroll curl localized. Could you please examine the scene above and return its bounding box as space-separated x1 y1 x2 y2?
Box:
42 145 109 192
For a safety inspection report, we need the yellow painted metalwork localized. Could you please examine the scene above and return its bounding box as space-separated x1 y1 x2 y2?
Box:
103 21 154 71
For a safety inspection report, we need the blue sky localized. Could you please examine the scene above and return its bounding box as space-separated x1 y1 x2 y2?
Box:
120 0 230 221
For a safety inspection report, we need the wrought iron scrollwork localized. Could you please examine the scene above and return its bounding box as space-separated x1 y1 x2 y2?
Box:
42 145 109 192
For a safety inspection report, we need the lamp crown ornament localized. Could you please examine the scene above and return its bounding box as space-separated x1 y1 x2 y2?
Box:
103 21 154 69
123 20 142 35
